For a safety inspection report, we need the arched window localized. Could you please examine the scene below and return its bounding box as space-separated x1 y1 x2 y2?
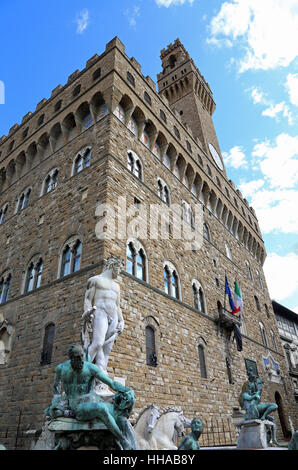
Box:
25 263 35 292
35 260 43 289
72 240 82 273
45 175 51 193
182 201 194 226
59 237 83 278
0 274 11 304
23 189 31 209
37 114 45 127
127 153 134 173
163 262 180 300
54 99 62 112
136 250 146 280
145 326 157 367
197 154 203 166
93 68 101 81
225 243 232 260
75 155 83 174
127 151 143 180
186 141 192 153
144 91 152 106
164 266 171 295
0 204 8 225
22 127 29 139
192 280 206 313
254 295 260 311
134 160 142 179
43 169 58 194
126 241 147 281
127 71 135 87
73 148 91 175
171 271 179 299
264 303 270 318
158 180 163 199
256 270 263 290
0 280 3 303
40 323 55 366
72 84 81 97
246 260 253 280
173 126 180 139
164 186 170 205
157 179 170 205
160 109 167 123
198 344 207 378
193 284 199 310
61 246 71 277
203 223 210 241
17 188 31 212
259 322 268 348
126 243 135 276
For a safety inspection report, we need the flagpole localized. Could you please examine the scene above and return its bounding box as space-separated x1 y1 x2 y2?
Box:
224 270 227 312
238 280 243 323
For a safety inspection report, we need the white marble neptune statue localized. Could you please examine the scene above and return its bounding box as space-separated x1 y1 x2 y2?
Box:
81 256 125 388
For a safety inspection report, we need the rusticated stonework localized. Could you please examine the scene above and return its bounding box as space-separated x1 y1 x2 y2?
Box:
0 37 296 449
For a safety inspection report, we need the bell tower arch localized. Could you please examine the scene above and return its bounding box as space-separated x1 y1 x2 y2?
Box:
157 39 225 176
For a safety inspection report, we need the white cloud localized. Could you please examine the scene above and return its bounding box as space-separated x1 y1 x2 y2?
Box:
264 252 298 301
252 133 298 189
238 134 298 235
248 188 298 234
208 0 298 72
239 179 264 197
261 101 294 125
222 145 247 168
155 0 194 6
293 306 298 314
125 5 140 27
206 37 233 48
248 87 296 125
76 9 89 34
250 87 266 105
286 73 298 106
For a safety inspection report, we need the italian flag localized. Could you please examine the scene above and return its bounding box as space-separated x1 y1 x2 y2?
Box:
233 281 243 314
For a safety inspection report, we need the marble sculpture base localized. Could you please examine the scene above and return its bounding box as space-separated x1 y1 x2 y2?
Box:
48 417 120 450
236 419 274 449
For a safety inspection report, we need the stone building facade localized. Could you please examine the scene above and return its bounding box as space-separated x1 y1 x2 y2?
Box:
273 301 298 411
0 37 297 449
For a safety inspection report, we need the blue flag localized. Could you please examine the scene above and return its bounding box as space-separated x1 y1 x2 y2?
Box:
225 275 236 313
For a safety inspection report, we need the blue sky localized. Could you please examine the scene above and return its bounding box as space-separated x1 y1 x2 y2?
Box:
0 0 297 312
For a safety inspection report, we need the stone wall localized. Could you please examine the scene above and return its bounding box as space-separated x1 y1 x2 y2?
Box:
0 37 296 449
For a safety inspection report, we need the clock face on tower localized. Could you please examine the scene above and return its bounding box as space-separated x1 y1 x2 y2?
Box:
208 143 224 171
